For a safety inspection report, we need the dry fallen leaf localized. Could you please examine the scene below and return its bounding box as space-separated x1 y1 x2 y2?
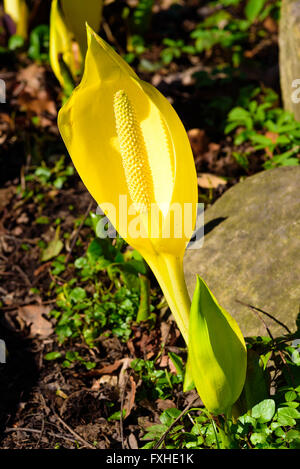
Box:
16 63 45 93
128 433 139 449
0 186 15 212
118 357 133 391
15 64 57 127
197 173 227 189
124 375 136 419
156 399 176 411
92 359 124 375
17 304 53 337
0 113 13 144
41 227 64 262
91 375 118 390
263 16 278 33
264 131 279 158
168 357 178 374
159 355 169 367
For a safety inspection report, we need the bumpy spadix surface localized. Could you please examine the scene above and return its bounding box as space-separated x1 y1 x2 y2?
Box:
113 90 153 212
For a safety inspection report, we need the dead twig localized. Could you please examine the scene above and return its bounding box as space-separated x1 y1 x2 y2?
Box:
0 299 56 312
236 300 295 385
4 427 80 445
51 407 96 450
13 264 32 287
65 199 93 264
5 427 42 434
120 372 129 450
236 299 292 335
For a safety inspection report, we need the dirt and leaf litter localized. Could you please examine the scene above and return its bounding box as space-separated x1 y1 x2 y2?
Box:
0 175 191 448
1 304 191 449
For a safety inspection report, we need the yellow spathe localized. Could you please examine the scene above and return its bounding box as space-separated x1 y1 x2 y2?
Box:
49 0 103 88
58 26 198 343
4 0 28 38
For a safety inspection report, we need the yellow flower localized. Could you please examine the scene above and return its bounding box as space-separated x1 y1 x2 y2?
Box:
58 26 198 343
4 0 28 38
187 276 247 415
49 0 103 89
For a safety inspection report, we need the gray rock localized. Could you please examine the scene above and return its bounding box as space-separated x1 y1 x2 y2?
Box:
184 167 300 337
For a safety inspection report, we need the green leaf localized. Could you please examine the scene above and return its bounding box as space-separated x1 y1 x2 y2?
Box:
168 352 184 377
245 0 266 22
277 407 300 426
160 408 181 426
35 167 52 181
183 357 195 392
260 351 272 370
108 409 126 422
249 133 274 146
8 34 25 51
87 238 103 260
28 25 49 61
65 350 80 362
232 152 249 170
285 391 297 402
142 424 168 439
44 351 62 361
251 399 276 423
62 360 71 368
84 361 96 370
286 429 300 443
234 349 269 416
41 227 63 262
53 176 66 189
69 287 87 303
36 216 50 225
250 432 267 446
74 257 88 269
227 106 251 122
188 276 247 415
136 274 151 322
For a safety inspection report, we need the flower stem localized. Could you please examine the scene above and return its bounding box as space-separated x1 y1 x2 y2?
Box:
146 252 191 344
136 274 151 322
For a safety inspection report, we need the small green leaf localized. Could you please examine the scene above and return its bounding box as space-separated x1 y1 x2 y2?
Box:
41 227 63 262
108 409 126 421
84 361 96 370
286 429 300 443
36 216 50 224
62 360 71 368
251 399 276 423
65 350 80 362
168 352 184 377
44 351 62 361
245 0 266 22
69 287 86 303
8 34 25 50
285 391 297 402
277 407 300 426
160 408 181 426
250 432 267 446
